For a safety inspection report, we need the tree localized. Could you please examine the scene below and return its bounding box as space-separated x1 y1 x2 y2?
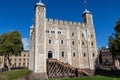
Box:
108 19 120 62
0 31 23 70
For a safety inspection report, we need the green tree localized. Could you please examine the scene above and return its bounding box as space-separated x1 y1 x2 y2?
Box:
108 19 120 62
0 31 23 70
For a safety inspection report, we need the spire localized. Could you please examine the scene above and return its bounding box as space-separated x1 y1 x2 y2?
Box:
36 0 45 6
83 0 90 14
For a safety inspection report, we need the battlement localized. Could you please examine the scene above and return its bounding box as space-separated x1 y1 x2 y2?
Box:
46 18 81 26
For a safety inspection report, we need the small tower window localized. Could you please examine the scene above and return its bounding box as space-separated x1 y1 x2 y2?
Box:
84 53 86 57
73 53 75 57
61 51 64 57
49 39 51 44
93 53 95 57
61 40 64 44
72 33 74 37
91 35 93 38
72 41 74 45
91 42 93 46
82 42 84 45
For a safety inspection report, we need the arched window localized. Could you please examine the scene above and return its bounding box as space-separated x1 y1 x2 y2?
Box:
91 35 93 38
91 42 93 46
72 41 74 45
48 51 53 59
84 53 86 57
61 40 64 44
61 51 64 57
49 39 51 44
73 52 75 57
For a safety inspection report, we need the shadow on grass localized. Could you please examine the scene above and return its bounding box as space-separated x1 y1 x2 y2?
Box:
95 68 120 79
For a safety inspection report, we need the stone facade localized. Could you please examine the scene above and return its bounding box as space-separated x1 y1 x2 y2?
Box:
29 1 98 76
0 56 4 69
0 50 29 69
99 47 113 67
99 47 120 69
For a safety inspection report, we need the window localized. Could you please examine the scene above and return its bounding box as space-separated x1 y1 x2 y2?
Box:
84 53 86 57
49 39 51 44
14 63 16 66
51 31 55 33
73 53 75 57
19 58 21 61
24 54 26 57
46 30 49 33
58 31 61 34
93 53 95 57
72 41 74 45
24 58 25 61
82 42 84 45
91 35 93 38
61 51 64 57
61 40 64 44
82 33 84 37
48 51 53 59
72 33 74 37
19 63 21 66
23 63 25 66
91 42 93 46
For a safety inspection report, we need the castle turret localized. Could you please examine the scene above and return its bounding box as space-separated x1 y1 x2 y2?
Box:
82 0 98 74
34 0 47 77
82 0 93 26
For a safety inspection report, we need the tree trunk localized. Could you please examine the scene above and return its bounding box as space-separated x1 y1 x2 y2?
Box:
112 55 115 67
7 56 11 71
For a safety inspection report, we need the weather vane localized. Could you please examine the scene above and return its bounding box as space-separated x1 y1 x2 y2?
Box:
84 0 87 10
39 0 41 3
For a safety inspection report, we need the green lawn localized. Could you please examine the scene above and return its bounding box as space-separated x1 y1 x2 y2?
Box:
53 75 120 80
0 69 29 80
0 69 120 80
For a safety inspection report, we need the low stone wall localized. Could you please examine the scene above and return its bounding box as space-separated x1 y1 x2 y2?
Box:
26 71 48 80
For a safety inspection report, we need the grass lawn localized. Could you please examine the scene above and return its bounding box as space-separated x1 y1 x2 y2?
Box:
0 69 29 80
53 75 120 80
0 69 120 80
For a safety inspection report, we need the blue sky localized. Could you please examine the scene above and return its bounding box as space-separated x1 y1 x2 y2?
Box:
0 0 120 50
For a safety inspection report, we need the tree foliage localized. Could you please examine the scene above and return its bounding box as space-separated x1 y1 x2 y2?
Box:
0 31 23 70
108 19 120 56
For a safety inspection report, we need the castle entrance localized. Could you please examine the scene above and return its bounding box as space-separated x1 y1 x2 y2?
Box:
48 51 53 59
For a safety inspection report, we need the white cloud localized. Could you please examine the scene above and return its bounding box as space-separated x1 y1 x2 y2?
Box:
22 38 29 50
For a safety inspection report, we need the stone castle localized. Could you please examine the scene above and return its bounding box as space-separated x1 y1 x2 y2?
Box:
29 0 98 77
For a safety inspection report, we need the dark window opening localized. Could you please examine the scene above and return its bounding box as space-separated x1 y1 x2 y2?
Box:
48 51 52 59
